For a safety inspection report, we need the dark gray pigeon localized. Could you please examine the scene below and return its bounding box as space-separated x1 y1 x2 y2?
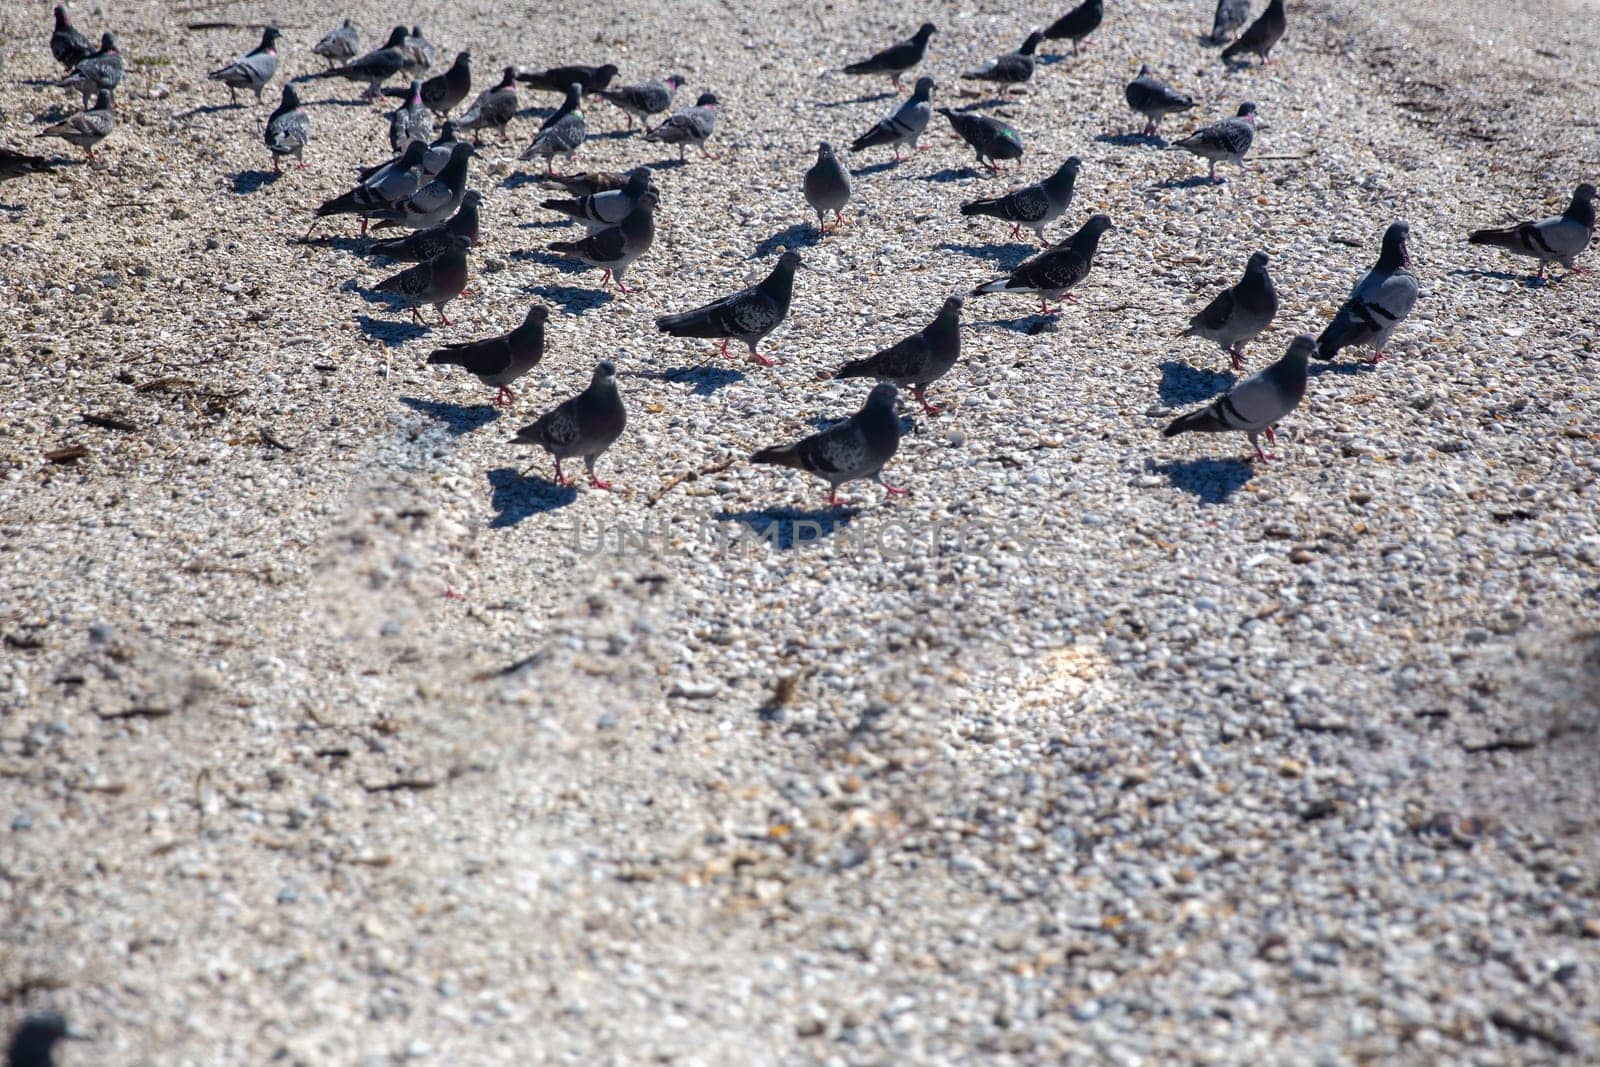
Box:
512 360 627 489
548 188 659 293
1467 183 1596 280
1124 64 1194 136
381 50 471 117
370 141 473 229
455 67 518 142
1044 0 1103 54
208 27 280 106
7 1012 88 1067
843 23 937 90
51 6 93 70
1184 251 1279 370
0 146 61 184
643 92 719 161
1164 333 1313 461
389 80 434 152
539 169 634 197
971 213 1112 312
752 384 906 507
37 88 114 161
60 32 122 110
314 138 427 236
962 30 1043 93
1222 0 1286 65
540 166 653 231
803 142 852 234
520 82 587 174
938 107 1023 172
312 18 359 70
836 296 964 414
850 76 934 161
373 234 470 325
1209 0 1251 43
655 250 804 365
596 73 686 131
1317 221 1418 363
264 85 310 173
517 62 619 96
309 24 408 101
1173 102 1256 182
369 190 480 261
428 303 547 406
959 156 1079 243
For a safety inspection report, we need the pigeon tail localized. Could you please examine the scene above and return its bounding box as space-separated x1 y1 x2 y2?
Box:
750 446 804 470
835 357 878 380
1162 408 1226 437
1465 226 1522 251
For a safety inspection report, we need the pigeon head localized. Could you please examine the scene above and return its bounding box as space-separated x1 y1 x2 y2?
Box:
1084 213 1114 236
911 76 935 99
940 295 966 314
865 382 899 409
592 360 619 387
8 1012 88 1065
624 167 652 194
497 66 518 88
817 142 836 161
397 139 429 166
407 79 424 99
636 188 661 211
260 27 282 50
775 250 804 272
1056 156 1082 178
384 25 409 48
1019 30 1044 55
93 88 115 111
436 121 457 142
666 74 687 89
916 23 938 40
453 51 471 68
1236 101 1259 121
524 303 551 325
460 189 484 209
1246 251 1270 270
410 25 425 37
1575 182 1598 202
99 32 118 52
55 6 72 27
564 82 584 104
695 92 720 108
1285 333 1318 364
596 63 620 81
280 84 301 110
448 141 475 163
1381 220 1411 269
1137 63 1155 76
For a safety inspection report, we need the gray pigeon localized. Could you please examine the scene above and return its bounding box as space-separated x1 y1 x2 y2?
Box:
1467 183 1596 280
752 384 906 507
1222 0 1287 65
540 166 653 231
308 24 408 101
264 85 310 173
596 73 686 131
455 67 518 142
643 92 719 161
517 62 619 97
850 77 934 161
0 146 61 184
959 156 1079 243
655 250 804 365
60 32 122 110
373 234 470 325
1164 333 1313 461
1317 221 1418 363
51 6 93 70
370 141 474 230
843 23 937 90
7 1012 88 1067
1043 0 1103 54
313 138 427 236
962 30 1043 93
369 190 480 261
401 26 435 79
1209 0 1251 43
836 296 964 414
511 360 627 489
428 303 547 406
208 27 280 106
971 213 1112 313
312 18 359 70
389 80 434 152
1173 102 1256 182
1183 251 1279 370
37 88 114 161
519 83 587 174
938 107 1023 172
382 50 472 117
547 188 659 293
1124 64 1194 136
803 142 852 234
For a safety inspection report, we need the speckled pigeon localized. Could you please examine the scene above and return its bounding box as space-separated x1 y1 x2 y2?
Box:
37 88 114 161
836 296 964 415
374 234 470 325
1468 183 1596 280
264 85 310 173
548 188 659 293
596 74 686 131
1173 102 1256 182
752 384 906 507
209 27 280 106
309 25 408 101
960 156 1079 243
312 18 358 69
938 107 1023 172
539 170 633 196
1044 0 1103 54
370 189 480 261
60 32 122 110
455 67 518 142
962 30 1043 92
1183 251 1278 371
850 76 934 161
803 142 852 234
520 83 587 174
428 303 547 407
1125 65 1194 136
389 80 434 152
1164 333 1312 461
643 92 719 161
540 166 653 231
511 360 627 489
655 250 804 366
1222 0 1286 65
1317 221 1418 363
843 23 937 90
971 213 1112 313
50 6 93 70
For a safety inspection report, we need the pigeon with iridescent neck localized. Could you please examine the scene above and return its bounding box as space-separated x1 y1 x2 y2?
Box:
312 18 359 70
836 296 964 415
655 251 804 366
264 85 310 173
1467 183 1596 280
1222 0 1286 65
596 73 686 131
959 156 1079 244
60 32 122 110
512 360 627 489
1316 221 1418 364
50 6 93 70
1183 251 1279 371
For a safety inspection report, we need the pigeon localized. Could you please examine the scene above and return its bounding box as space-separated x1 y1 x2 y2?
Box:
538 170 634 197
369 189 481 261
1125 64 1195 136
643 92 719 161
1164 333 1313 460
843 23 937 90
540 166 653 231
309 25 409 101
50 6 93 70
1222 0 1287 65
596 74 686 131
264 85 310 173
7 1012 88 1067
656 250 804 366
803 142 852 234
374 234 470 325
1183 251 1279 371
1044 0 1103 54
455 66 518 142
959 156 1080 243
970 213 1112 313
417 122 461 176
1317 221 1418 363
382 50 471 117
312 18 359 70
1467 182 1596 280
938 107 1023 172
0 146 61 184
370 141 474 229
313 139 427 235
356 128 446 186
60 32 122 110
36 88 114 161
401 26 435 79
962 30 1043 92
752 383 906 507
389 80 434 152
511 360 627 489
1209 0 1252 43
836 296 964 415
519 82 587 174
849 76 934 161
1173 102 1257 182
518 62 620 97
428 303 547 406
548 188 659 293
208 26 280 106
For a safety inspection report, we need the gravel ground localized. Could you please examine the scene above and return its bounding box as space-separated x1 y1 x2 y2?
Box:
3 0 1599 1063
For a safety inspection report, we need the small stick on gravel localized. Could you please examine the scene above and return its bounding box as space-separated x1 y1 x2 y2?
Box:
82 412 140 432
645 457 737 507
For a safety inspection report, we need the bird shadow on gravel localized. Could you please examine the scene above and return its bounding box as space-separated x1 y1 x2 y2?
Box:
526 283 614 315
641 158 689 171
850 160 899 178
355 314 429 346
229 169 280 195
499 172 549 191
1447 267 1545 287
1095 131 1166 148
177 102 245 120
640 366 745 395
914 167 982 183
1148 457 1255 504
713 507 860 549
487 467 578 525
399 396 501 436
752 223 817 258
938 241 1035 269
1308 361 1382 379
517 219 574 230
1151 175 1224 191
1158 359 1235 405
813 92 895 109
294 233 368 254
976 315 1060 335
512 249 587 272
